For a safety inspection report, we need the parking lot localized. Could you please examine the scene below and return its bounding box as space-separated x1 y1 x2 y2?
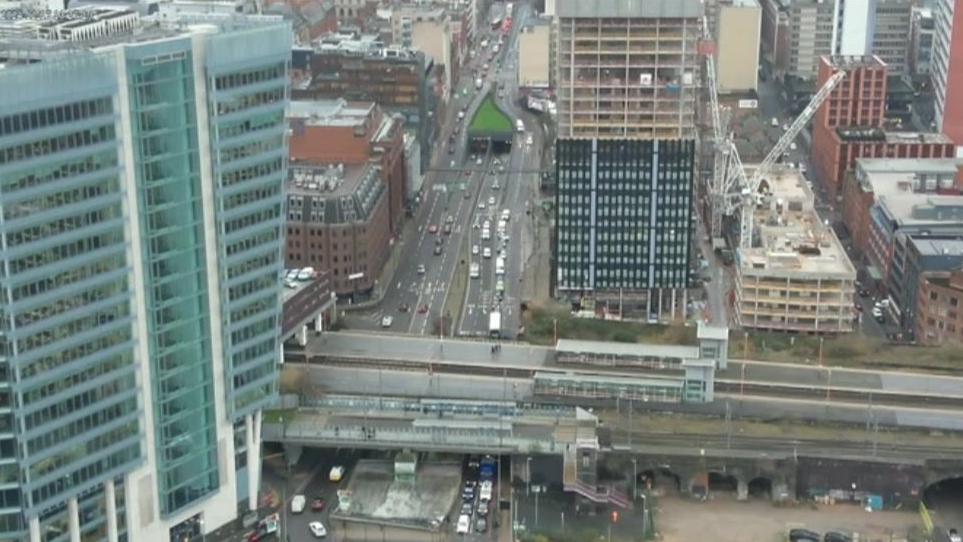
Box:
656 495 921 542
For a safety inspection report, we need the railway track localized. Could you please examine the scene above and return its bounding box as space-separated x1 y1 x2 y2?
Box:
284 352 963 410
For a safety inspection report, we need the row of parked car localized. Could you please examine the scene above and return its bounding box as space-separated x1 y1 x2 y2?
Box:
789 528 851 542
456 455 497 535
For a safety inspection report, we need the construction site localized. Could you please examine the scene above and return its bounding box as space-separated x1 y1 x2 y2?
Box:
733 166 857 334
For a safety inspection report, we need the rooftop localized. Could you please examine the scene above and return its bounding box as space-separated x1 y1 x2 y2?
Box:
288 98 375 127
287 163 364 197
554 0 702 19
878 193 963 226
555 339 700 361
468 93 512 136
334 459 461 529
836 127 954 145
910 236 963 258
824 54 886 70
740 167 856 278
855 158 960 198
285 163 385 225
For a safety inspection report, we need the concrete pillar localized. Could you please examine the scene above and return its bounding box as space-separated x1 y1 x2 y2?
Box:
68 497 80 542
682 289 688 320
646 290 652 317
298 325 307 346
244 411 261 512
105 479 118 542
279 342 284 365
737 479 749 501
657 288 663 319
28 516 40 542
671 289 677 320
314 312 324 333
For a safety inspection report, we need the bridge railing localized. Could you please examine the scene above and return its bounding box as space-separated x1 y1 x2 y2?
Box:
268 420 561 454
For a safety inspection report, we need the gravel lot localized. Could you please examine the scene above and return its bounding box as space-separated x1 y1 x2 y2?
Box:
656 495 920 542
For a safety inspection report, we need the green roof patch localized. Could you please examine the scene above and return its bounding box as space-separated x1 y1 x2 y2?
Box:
468 93 513 138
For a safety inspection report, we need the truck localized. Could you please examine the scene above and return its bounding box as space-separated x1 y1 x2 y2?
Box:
489 311 501 338
480 456 497 480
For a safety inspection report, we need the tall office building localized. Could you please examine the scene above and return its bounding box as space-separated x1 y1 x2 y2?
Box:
932 0 963 146
0 10 290 541
552 0 700 315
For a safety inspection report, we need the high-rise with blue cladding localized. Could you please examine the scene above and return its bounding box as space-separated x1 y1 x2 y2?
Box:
0 10 290 541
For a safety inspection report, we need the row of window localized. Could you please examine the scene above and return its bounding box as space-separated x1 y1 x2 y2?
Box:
0 125 115 165
19 329 131 382
214 63 286 92
0 98 112 137
10 251 125 303
16 303 127 355
2 151 117 195
7 204 122 248
31 443 139 513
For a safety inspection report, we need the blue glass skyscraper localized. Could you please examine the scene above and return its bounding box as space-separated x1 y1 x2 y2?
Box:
0 10 290 541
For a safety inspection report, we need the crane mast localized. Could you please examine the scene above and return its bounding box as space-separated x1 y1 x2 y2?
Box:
701 15 847 249
737 70 847 248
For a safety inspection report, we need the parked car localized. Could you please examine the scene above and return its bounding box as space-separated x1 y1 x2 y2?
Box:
823 532 852 542
475 517 488 533
949 529 961 542
789 528 820 542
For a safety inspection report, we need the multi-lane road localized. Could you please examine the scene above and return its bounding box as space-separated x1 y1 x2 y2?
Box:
345 5 539 341
458 3 541 339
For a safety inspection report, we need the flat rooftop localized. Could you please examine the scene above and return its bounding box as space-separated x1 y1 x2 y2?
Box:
824 54 886 70
556 339 699 360
286 163 369 198
554 0 702 19
334 459 461 530
878 193 963 226
288 98 374 127
910 236 963 258
741 167 856 278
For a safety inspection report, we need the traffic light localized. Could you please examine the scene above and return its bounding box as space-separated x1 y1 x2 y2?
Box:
610 511 620 524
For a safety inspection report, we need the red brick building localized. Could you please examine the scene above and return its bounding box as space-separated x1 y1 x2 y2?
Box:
288 99 406 234
810 56 956 198
284 163 391 298
916 268 963 345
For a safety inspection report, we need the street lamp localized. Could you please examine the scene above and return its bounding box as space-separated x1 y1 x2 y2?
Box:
526 456 532 496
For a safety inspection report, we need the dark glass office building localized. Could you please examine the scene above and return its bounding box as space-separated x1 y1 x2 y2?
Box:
555 138 695 293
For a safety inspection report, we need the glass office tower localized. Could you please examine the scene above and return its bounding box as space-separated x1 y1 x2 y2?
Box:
0 13 290 541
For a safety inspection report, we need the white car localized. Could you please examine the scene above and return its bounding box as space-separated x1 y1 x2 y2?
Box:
470 263 481 278
472 245 480 255
492 181 500 190
329 465 345 482
381 316 393 328
477 202 486 210
488 196 496 206
483 247 492 258
456 514 471 534
476 157 483 166
417 264 426 275
309 521 327 538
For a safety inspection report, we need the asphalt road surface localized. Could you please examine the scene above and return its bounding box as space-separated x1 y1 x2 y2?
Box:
458 4 541 340
347 6 534 340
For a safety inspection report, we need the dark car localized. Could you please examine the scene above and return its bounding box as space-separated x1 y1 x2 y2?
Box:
434 245 443 256
789 529 820 542
823 532 852 542
475 517 487 533
311 497 326 512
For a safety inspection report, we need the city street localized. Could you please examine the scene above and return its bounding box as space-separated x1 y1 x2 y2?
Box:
458 3 542 339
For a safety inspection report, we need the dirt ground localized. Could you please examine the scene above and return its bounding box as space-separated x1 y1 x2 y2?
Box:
656 495 921 542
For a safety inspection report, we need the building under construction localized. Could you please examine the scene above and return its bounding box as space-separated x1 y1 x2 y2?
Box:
552 0 704 320
735 167 857 334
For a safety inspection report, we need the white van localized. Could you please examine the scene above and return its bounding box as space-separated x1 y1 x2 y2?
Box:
291 494 306 514
457 514 471 534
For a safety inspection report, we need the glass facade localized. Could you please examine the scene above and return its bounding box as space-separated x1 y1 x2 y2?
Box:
0 56 141 540
0 19 291 540
126 42 221 517
206 32 288 419
555 138 694 292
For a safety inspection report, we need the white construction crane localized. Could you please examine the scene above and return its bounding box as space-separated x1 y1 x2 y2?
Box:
701 16 847 248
